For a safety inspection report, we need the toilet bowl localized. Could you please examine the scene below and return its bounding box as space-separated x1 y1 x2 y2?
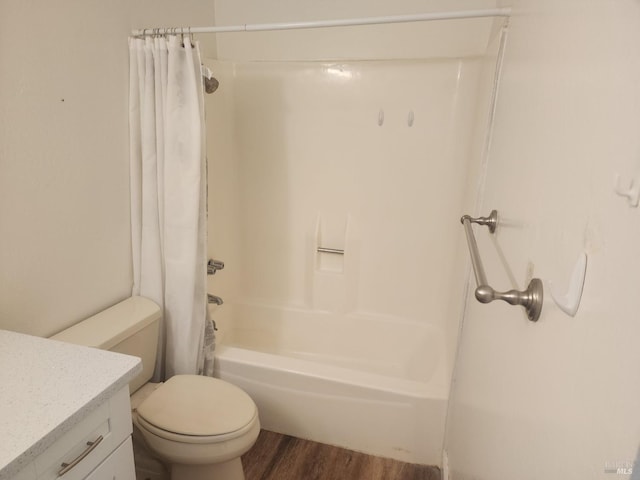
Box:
51 296 260 480
133 375 260 480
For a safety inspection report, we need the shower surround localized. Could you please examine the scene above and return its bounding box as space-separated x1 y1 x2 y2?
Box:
205 37 500 463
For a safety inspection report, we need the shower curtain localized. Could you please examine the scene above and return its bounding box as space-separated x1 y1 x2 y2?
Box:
129 35 208 379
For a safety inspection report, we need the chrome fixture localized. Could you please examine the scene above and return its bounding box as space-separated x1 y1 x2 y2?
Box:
317 247 345 255
207 294 223 306
58 435 104 476
202 65 219 94
460 210 543 322
132 8 512 37
207 259 225 275
204 73 219 94
207 259 224 305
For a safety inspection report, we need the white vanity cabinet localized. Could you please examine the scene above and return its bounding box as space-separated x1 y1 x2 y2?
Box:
83 437 134 480
13 386 135 480
0 330 141 480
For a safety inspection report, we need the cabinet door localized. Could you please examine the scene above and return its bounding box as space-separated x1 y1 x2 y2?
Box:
84 438 135 480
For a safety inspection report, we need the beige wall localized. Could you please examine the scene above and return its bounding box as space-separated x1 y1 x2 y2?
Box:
212 0 499 61
445 0 640 478
0 1 215 337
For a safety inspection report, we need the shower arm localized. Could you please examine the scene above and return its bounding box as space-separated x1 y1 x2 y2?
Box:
460 210 543 322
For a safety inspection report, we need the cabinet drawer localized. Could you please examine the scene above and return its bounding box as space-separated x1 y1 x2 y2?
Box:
33 386 131 480
85 438 134 480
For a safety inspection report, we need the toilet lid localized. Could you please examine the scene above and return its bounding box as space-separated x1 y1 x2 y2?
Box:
136 375 257 437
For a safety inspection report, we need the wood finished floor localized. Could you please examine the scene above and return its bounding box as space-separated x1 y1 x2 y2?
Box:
242 430 441 480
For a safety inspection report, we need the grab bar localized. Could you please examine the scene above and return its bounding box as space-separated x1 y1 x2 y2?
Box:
460 210 543 322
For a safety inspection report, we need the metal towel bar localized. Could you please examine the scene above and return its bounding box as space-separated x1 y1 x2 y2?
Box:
460 210 543 322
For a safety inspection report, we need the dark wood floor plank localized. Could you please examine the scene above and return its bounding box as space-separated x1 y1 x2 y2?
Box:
242 430 441 480
242 430 286 480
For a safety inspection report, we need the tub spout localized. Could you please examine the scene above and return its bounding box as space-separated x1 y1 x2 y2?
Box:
207 294 223 305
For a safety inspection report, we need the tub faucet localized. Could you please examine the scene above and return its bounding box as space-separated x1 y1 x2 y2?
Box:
207 294 223 306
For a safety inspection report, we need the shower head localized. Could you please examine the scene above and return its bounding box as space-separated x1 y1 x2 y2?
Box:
202 65 219 94
204 75 219 94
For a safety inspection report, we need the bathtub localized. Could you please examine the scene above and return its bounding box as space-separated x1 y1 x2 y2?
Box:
213 303 448 465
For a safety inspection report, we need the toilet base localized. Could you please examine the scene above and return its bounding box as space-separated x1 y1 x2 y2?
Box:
132 423 170 480
171 458 245 480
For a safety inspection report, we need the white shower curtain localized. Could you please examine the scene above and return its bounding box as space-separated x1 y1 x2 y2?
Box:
129 35 208 379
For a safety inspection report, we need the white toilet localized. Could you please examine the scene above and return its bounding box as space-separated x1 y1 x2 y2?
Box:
51 296 260 480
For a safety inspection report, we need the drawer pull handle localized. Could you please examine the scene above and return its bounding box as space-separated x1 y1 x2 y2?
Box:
57 435 104 477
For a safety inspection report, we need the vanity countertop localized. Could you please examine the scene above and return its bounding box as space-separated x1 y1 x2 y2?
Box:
0 329 141 479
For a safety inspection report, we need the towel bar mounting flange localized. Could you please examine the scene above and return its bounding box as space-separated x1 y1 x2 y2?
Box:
460 210 543 322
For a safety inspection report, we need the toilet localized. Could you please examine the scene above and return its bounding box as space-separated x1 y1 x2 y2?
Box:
51 296 260 480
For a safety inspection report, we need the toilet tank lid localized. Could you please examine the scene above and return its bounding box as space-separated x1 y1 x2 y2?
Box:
50 296 161 350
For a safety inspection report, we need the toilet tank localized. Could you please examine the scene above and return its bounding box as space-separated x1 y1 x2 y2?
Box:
51 296 161 394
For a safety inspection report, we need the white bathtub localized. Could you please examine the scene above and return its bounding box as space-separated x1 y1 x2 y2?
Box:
213 303 448 465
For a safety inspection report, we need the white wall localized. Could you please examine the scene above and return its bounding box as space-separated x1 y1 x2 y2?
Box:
213 0 498 61
0 1 215 337
445 0 640 478
210 59 482 318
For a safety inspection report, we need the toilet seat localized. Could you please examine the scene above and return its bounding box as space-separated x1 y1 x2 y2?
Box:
136 411 259 444
136 375 258 443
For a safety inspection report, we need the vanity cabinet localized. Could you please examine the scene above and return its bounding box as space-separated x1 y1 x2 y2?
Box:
11 386 134 480
83 438 134 480
0 330 141 480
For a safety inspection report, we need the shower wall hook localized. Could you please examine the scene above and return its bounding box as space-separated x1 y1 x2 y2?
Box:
614 173 640 207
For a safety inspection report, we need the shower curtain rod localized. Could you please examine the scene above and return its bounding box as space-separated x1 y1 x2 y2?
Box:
131 8 511 36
